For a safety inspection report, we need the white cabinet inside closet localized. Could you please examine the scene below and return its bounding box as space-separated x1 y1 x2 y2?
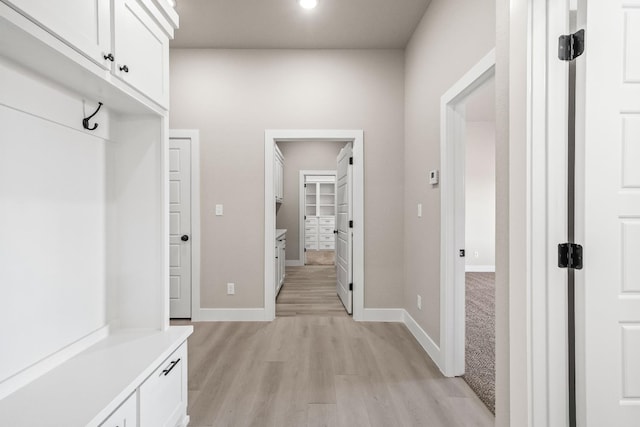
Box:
275 229 287 296
274 144 284 203
0 1 190 426
304 176 336 251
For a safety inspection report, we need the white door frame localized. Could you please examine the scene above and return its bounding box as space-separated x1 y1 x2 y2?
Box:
297 170 337 266
264 130 364 321
169 129 201 321
440 50 495 377
504 0 572 424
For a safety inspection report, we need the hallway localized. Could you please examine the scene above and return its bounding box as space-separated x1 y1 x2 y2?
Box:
180 266 493 426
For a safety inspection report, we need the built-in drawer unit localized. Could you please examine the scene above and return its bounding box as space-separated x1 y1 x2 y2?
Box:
139 342 187 427
319 225 334 234
319 217 335 226
305 217 319 225
319 242 335 250
100 392 137 427
305 242 319 250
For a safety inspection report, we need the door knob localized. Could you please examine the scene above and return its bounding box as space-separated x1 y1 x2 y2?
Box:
181 235 189 242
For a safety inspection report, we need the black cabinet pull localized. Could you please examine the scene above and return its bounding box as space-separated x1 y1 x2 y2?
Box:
181 235 189 242
161 358 181 376
103 53 114 62
119 65 129 73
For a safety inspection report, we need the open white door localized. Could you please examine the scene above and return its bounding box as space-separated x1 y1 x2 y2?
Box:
169 137 192 318
578 1 640 424
336 143 353 314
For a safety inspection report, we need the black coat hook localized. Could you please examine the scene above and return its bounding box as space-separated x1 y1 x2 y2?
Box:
83 102 103 131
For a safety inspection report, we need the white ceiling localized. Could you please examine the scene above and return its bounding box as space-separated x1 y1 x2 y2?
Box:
171 0 432 49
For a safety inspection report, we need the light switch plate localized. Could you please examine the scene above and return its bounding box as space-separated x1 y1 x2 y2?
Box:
215 204 224 216
418 203 423 218
429 170 439 185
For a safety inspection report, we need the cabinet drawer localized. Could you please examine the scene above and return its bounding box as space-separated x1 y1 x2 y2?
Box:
319 234 334 242
305 217 318 225
319 226 334 234
139 342 187 427
305 234 317 242
305 225 317 233
319 242 335 250
305 242 318 250
100 392 137 427
319 217 335 226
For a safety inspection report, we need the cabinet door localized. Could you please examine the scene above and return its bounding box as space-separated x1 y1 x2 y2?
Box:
5 0 111 69
114 0 169 107
100 392 137 427
139 343 187 427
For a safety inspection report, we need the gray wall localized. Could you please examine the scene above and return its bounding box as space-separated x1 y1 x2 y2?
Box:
465 121 496 269
275 140 344 261
403 0 496 344
170 49 405 309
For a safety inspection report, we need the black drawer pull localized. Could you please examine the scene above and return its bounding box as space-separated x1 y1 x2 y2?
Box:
162 358 181 376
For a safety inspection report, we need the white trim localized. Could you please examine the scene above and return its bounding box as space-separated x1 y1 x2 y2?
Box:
465 265 496 272
403 310 443 371
169 130 201 321
298 169 337 265
265 130 365 321
0 325 109 400
195 309 268 322
361 308 405 322
440 49 496 378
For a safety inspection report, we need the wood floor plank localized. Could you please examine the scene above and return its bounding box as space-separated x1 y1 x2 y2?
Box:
335 375 371 427
307 404 337 427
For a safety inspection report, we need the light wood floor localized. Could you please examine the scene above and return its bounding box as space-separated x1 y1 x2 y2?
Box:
176 266 494 427
276 266 347 317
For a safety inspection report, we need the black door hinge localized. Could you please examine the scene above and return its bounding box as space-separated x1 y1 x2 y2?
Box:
349 283 353 291
349 220 353 228
558 243 583 270
304 248 307 252
558 29 585 61
304 183 307 188
349 157 353 165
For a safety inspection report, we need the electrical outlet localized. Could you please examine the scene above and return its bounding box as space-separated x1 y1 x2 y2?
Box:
417 295 422 310
474 251 479 258
215 204 224 216
227 282 235 295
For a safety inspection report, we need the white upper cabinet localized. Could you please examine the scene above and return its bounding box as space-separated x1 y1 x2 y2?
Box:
5 0 112 69
113 0 169 108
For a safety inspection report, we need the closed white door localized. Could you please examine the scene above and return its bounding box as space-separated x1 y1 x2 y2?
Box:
580 0 640 424
336 144 353 314
169 138 191 318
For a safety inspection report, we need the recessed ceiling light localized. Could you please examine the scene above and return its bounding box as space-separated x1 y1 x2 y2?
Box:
298 0 318 10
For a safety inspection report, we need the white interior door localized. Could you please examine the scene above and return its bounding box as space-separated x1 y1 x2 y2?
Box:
169 138 191 318
336 143 353 314
579 0 640 424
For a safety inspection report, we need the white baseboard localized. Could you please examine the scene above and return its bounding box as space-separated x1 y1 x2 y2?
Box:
194 308 268 322
285 260 304 267
361 308 404 322
402 310 443 373
0 324 110 400
465 265 495 272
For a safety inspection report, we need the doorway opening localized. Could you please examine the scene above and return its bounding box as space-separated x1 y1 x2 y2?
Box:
299 171 337 266
264 130 364 321
440 51 496 411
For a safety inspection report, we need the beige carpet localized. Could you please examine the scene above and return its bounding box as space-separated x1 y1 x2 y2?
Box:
305 250 335 265
463 272 496 414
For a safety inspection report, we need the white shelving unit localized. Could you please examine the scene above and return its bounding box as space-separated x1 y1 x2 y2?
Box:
304 176 336 251
0 1 192 425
